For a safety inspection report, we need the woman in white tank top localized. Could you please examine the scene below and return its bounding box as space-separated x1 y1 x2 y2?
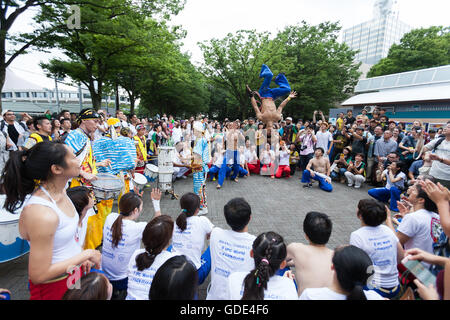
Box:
1 142 101 300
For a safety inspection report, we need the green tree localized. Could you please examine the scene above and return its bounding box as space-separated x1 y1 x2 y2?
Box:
272 21 361 120
37 0 184 109
198 30 273 119
368 26 450 78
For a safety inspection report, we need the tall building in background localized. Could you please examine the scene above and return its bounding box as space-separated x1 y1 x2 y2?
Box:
342 0 412 66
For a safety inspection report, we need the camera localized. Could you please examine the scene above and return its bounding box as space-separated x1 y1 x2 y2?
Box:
414 126 422 134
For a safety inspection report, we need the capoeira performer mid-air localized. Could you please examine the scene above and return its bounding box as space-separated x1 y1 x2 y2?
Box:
247 64 297 140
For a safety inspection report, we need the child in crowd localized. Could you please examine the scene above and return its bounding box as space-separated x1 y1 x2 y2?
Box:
350 199 404 299
101 190 160 300
286 212 334 296
62 272 112 300
150 255 199 300
226 231 298 300
126 215 177 300
171 192 214 285
207 198 256 300
275 141 291 178
66 186 95 249
300 245 384 300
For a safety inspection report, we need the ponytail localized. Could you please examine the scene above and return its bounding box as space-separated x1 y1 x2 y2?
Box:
135 215 173 271
176 193 200 232
347 283 367 301
111 192 142 248
2 149 34 213
241 232 286 300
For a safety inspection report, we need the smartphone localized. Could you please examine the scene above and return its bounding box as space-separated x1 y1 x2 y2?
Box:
401 256 436 287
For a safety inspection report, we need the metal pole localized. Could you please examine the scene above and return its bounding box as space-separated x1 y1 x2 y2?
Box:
55 78 60 115
78 83 83 113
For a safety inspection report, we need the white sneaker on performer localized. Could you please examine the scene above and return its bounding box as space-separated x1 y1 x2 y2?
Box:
198 207 208 216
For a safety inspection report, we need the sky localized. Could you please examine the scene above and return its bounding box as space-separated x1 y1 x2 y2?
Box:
6 0 450 90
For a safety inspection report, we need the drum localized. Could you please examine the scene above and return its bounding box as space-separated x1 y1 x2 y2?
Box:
0 195 30 263
158 147 175 167
132 173 147 191
144 164 159 182
91 173 124 201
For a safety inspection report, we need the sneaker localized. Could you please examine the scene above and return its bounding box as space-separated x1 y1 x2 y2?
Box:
198 207 208 216
303 183 312 188
348 183 353 187
181 176 187 179
354 185 361 189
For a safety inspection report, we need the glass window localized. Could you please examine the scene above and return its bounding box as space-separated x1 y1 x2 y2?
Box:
2 92 12 98
433 67 450 82
397 72 415 86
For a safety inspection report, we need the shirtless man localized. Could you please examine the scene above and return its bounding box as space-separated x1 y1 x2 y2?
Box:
286 211 334 296
224 121 245 183
301 147 333 192
246 64 297 136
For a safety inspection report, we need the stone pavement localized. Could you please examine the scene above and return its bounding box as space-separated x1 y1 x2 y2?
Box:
0 172 370 300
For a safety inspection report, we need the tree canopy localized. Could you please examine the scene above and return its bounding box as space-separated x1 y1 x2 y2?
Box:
367 26 450 78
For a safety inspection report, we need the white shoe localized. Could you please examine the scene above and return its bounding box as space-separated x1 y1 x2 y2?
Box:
354 185 361 189
348 183 353 187
181 176 187 179
198 207 208 216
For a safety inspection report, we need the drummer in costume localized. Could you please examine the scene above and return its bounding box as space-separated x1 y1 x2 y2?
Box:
64 108 111 250
134 124 147 175
92 118 137 209
192 121 210 216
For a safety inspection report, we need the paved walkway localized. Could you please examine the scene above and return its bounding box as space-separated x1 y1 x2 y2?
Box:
0 173 369 300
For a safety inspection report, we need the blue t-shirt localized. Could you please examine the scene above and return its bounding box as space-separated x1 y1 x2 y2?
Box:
408 160 424 177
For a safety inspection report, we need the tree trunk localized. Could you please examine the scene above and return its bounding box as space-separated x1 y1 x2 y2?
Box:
0 67 5 113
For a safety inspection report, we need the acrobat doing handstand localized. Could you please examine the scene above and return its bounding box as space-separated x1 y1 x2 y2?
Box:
247 64 297 136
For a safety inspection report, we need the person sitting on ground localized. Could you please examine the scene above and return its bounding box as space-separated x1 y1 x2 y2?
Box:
245 142 260 176
125 215 178 300
331 146 352 183
149 255 199 300
408 151 433 182
289 143 300 176
101 189 161 300
384 183 441 267
299 245 384 300
62 271 112 300
66 186 95 249
344 153 366 189
171 192 214 285
226 231 298 300
286 212 334 296
369 161 406 212
260 143 276 179
350 199 404 299
301 147 333 192
275 141 291 178
207 198 256 300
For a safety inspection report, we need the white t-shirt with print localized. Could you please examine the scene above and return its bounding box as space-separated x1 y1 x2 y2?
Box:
350 225 399 288
278 150 290 166
226 272 298 300
397 209 441 259
315 131 333 153
299 287 384 300
172 216 214 269
384 169 406 190
101 213 147 281
126 249 179 300
206 228 256 300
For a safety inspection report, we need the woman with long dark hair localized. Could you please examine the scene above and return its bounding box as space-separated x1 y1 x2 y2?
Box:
101 189 161 300
1 141 101 300
226 232 297 300
62 272 112 300
125 215 177 300
172 192 214 285
300 245 384 300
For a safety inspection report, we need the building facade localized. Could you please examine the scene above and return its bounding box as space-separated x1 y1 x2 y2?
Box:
342 1 411 65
